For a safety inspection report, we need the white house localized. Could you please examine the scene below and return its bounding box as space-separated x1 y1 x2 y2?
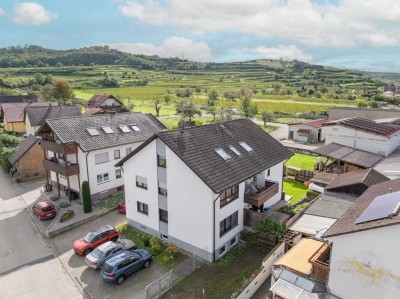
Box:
35 113 165 200
323 179 400 299
323 117 400 156
116 119 293 262
288 119 327 143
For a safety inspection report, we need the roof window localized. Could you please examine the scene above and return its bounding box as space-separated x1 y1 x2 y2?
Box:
215 148 232 161
101 126 114 134
130 124 140 132
119 125 130 133
229 145 241 156
86 127 100 136
239 141 253 152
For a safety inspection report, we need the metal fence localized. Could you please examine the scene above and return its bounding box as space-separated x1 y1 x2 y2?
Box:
132 255 205 299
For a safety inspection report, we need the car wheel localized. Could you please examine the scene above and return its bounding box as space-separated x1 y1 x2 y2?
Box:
144 260 150 268
84 249 92 255
116 275 125 285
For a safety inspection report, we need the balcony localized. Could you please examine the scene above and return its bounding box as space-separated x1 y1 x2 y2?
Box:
310 243 331 284
40 140 77 155
43 158 80 177
244 180 279 206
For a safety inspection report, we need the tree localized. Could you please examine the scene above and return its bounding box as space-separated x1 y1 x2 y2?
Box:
261 110 273 127
53 80 74 105
81 181 92 213
208 89 218 106
39 84 55 101
239 96 258 118
154 100 161 117
176 99 201 121
258 218 284 244
164 94 171 104
206 106 217 122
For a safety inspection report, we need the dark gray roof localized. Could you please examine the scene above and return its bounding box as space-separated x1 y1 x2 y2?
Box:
313 143 383 168
9 135 39 165
26 105 82 126
117 118 293 193
323 179 400 238
86 94 123 108
40 113 165 152
0 95 38 104
305 192 358 219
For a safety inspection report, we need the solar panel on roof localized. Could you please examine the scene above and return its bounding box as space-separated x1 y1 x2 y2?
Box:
355 191 400 224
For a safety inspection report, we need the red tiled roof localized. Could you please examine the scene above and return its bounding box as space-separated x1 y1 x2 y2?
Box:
324 117 400 137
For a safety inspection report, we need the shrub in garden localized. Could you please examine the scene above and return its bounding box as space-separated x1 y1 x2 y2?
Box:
82 181 92 213
60 210 74 223
149 236 161 252
116 223 128 237
143 237 150 247
163 244 179 262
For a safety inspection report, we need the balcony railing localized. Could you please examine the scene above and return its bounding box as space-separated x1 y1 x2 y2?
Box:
309 243 331 284
43 159 80 177
40 140 77 155
244 180 279 206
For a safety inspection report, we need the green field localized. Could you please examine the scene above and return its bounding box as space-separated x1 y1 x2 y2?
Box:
285 153 318 170
283 179 308 204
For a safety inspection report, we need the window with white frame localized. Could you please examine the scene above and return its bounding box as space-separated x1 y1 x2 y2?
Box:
97 173 110 184
115 169 122 179
114 150 120 159
95 152 109 164
136 176 148 189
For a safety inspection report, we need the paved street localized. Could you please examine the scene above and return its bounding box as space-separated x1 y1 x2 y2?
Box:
0 171 81 299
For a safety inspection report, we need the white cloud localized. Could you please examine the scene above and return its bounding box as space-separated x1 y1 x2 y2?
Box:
13 2 56 25
108 37 212 62
118 0 400 48
0 8 5 16
254 45 312 62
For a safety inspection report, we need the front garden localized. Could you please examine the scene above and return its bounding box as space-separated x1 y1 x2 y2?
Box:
284 153 318 170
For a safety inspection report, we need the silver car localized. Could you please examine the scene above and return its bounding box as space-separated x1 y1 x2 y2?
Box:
85 239 137 269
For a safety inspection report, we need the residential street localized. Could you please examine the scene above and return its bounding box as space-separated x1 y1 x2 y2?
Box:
0 171 81 299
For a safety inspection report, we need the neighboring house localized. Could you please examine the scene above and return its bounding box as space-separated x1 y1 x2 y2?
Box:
25 105 82 135
323 179 400 299
115 119 293 262
86 94 124 113
314 142 384 173
329 107 400 121
0 95 38 118
8 135 46 181
83 108 105 116
323 117 400 157
288 119 327 143
2 102 53 133
270 238 333 298
35 113 165 200
309 172 338 193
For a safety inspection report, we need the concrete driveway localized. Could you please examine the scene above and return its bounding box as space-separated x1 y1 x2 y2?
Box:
51 211 168 299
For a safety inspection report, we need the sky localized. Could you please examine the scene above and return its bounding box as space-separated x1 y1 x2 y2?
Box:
0 0 399 72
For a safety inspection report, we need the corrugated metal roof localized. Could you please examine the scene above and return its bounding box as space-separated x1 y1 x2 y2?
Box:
289 214 337 237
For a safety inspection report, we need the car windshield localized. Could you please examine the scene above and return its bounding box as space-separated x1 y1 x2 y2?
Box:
42 206 53 212
91 248 103 259
83 232 96 243
102 263 113 273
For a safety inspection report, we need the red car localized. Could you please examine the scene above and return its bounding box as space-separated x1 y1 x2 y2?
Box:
73 225 119 256
117 201 126 214
32 200 57 220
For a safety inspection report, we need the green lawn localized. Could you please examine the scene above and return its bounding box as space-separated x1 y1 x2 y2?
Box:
285 153 318 170
283 179 308 204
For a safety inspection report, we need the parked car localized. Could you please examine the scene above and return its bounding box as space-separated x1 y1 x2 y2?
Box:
32 200 57 220
73 225 119 256
85 239 137 269
101 249 152 284
117 201 126 214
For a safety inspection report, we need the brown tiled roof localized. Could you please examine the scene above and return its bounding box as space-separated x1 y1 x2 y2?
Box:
0 95 38 104
9 135 39 165
324 117 400 137
26 105 81 126
39 112 166 152
83 108 104 116
86 94 123 108
323 179 400 238
289 119 327 128
117 118 293 193
313 143 383 168
325 168 389 192
310 172 338 186
2 102 54 123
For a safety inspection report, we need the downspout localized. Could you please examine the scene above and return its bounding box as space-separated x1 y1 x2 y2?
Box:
85 151 90 187
212 193 222 262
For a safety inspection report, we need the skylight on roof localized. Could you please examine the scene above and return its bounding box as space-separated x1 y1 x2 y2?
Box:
229 145 241 156
130 124 140 132
215 148 232 161
239 141 253 152
86 127 100 136
119 125 130 133
101 126 114 134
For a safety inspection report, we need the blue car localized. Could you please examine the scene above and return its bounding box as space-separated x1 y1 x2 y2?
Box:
101 249 152 284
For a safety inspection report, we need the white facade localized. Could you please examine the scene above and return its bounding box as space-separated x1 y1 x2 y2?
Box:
122 137 285 261
327 225 400 299
323 125 400 156
288 124 324 143
101 98 121 107
25 115 39 136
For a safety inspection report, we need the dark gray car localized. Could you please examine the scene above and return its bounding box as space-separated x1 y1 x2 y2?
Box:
85 239 136 269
